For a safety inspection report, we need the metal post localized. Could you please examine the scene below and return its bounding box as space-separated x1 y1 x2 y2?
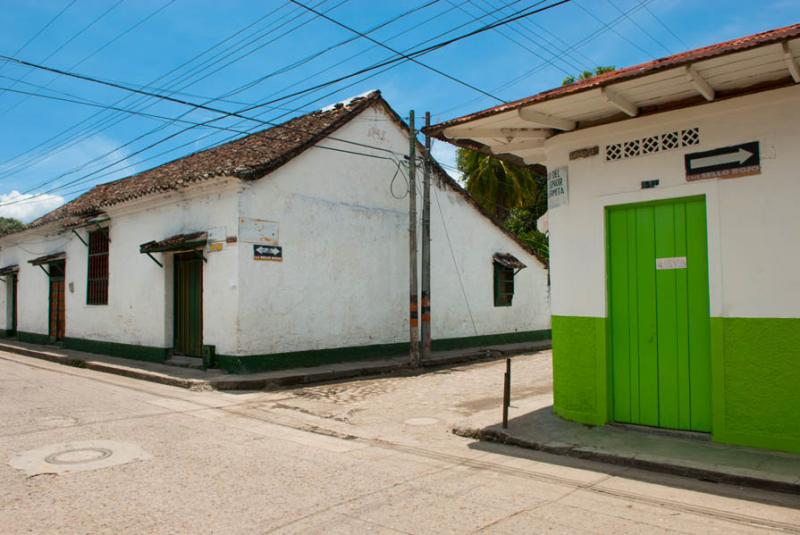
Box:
420 111 432 363
502 358 511 428
408 111 420 368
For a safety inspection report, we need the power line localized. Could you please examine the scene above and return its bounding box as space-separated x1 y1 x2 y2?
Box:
643 4 689 49
431 0 653 119
5 0 572 204
0 0 128 106
573 0 655 58
0 0 77 64
0 0 302 177
288 0 507 103
606 0 672 54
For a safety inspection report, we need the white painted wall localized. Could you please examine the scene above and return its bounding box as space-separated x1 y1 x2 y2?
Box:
234 103 549 355
0 103 550 357
545 85 800 319
0 179 241 352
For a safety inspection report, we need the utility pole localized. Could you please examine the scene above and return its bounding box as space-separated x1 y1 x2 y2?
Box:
408 110 420 368
420 112 432 363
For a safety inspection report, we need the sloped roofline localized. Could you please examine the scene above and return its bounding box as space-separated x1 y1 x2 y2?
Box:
425 22 800 135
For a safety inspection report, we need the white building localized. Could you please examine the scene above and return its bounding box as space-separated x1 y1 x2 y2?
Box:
0 91 550 372
427 25 800 454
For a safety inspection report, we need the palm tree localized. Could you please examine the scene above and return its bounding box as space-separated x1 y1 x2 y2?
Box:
456 148 539 220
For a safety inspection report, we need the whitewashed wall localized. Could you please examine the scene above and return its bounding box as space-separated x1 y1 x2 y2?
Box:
0 103 551 357
544 85 800 319
0 179 241 353
234 104 549 355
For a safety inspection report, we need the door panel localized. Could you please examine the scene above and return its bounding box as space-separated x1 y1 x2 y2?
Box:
608 197 711 432
48 262 66 341
174 252 203 357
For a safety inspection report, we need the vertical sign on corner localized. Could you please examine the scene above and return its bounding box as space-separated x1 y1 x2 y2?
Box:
548 166 569 208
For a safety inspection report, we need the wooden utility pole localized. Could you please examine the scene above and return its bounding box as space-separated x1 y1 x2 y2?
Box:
408 110 420 368
420 112 432 362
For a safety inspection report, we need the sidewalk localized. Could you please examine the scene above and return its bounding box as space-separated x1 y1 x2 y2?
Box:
454 404 800 495
0 338 550 391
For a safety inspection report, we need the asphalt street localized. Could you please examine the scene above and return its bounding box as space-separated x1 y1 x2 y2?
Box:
1 350 798 534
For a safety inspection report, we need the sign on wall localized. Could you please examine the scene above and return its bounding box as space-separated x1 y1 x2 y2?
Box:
240 217 279 244
547 166 569 208
253 244 282 262
685 141 760 181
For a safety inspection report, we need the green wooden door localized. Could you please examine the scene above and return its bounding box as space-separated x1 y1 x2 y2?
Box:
607 197 711 432
8 274 17 336
174 252 203 357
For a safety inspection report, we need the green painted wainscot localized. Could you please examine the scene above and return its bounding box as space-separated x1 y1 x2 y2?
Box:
551 315 800 455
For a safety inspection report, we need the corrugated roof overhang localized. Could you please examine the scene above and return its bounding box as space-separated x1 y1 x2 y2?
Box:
493 253 526 270
426 24 800 165
140 232 208 254
0 264 19 276
28 252 65 266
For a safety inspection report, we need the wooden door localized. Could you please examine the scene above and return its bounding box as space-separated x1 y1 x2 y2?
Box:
48 261 66 341
9 274 17 335
607 197 711 432
174 252 203 357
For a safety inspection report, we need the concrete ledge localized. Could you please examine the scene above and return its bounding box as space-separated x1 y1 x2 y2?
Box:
0 338 551 391
453 422 800 496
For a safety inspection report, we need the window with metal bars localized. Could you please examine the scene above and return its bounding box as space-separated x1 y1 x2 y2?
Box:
87 229 109 305
493 263 515 307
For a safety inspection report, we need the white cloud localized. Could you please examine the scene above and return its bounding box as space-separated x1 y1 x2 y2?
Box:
0 190 65 223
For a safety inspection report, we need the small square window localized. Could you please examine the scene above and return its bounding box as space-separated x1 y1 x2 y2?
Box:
494 263 515 307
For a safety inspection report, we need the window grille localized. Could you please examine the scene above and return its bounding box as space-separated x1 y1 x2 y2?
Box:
605 128 701 161
87 229 109 305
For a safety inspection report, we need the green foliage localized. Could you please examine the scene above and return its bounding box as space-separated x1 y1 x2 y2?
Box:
456 148 549 261
0 217 24 236
563 65 616 86
456 148 539 220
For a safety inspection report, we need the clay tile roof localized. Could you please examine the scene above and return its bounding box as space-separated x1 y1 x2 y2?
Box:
426 23 800 135
29 90 384 230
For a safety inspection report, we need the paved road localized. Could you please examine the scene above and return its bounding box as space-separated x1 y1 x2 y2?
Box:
1 351 798 534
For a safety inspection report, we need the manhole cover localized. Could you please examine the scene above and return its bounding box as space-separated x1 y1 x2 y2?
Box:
9 440 151 476
45 447 113 465
404 417 439 426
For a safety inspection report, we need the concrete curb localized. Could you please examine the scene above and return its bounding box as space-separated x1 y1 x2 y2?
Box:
0 340 551 392
453 425 800 496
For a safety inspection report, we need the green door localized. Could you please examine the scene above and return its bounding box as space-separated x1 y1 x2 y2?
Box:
607 196 711 432
8 273 17 336
174 252 203 357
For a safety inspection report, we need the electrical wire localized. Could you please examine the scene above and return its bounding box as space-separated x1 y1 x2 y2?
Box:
288 0 507 103
605 0 672 54
2 0 572 207
573 0 655 58
643 4 689 49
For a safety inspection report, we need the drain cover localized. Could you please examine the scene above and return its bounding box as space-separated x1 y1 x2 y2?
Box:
45 447 113 465
10 441 150 476
404 417 439 426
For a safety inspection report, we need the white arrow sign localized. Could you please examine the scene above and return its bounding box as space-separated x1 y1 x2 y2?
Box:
689 147 752 170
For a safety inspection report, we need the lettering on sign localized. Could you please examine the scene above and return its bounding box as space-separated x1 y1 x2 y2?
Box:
547 166 569 208
656 256 687 270
685 141 760 181
254 244 282 262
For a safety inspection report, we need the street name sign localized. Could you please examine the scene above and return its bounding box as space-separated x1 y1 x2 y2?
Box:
547 166 569 208
254 244 282 261
685 141 760 181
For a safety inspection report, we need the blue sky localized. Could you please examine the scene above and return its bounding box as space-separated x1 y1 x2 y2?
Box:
0 0 795 221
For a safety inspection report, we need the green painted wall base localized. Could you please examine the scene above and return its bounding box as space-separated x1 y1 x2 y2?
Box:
216 329 551 374
552 315 800 455
15 331 169 363
552 316 608 426
711 317 800 455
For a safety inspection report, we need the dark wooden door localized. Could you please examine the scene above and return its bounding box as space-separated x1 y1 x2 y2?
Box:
174 252 203 357
48 261 66 340
9 274 17 335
